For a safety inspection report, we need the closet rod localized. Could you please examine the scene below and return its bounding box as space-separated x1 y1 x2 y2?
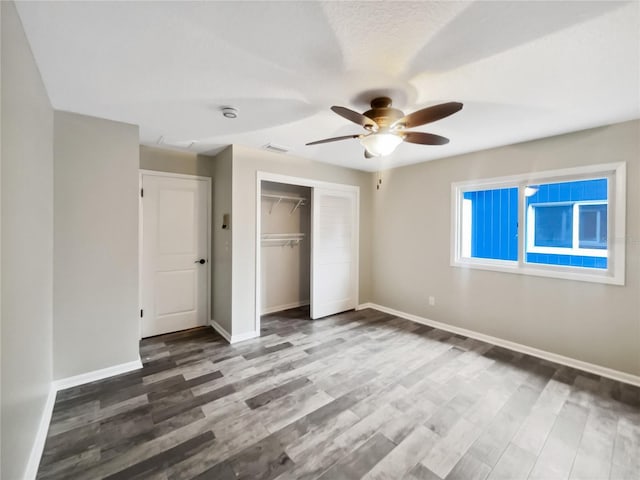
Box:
261 233 305 247
261 233 305 239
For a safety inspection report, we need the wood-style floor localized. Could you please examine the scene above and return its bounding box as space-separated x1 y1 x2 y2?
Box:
37 307 640 480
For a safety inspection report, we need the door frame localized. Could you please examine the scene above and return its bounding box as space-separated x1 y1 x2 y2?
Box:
255 171 359 335
139 169 212 339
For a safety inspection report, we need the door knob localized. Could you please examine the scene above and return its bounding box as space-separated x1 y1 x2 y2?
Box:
195 259 206 264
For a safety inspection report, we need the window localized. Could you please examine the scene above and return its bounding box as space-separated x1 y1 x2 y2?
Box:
530 204 573 248
525 179 608 268
578 204 607 249
451 163 625 285
461 188 518 261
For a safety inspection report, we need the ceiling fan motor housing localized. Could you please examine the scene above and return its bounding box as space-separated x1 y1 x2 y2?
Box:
363 97 405 130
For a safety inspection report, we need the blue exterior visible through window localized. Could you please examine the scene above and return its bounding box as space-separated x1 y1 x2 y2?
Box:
525 178 608 269
462 187 518 261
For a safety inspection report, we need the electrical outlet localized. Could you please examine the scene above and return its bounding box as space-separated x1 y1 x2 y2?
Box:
428 296 435 306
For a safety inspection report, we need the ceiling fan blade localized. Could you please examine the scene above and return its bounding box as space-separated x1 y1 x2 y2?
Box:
364 149 374 159
331 106 378 129
403 131 450 145
392 102 463 129
306 134 361 146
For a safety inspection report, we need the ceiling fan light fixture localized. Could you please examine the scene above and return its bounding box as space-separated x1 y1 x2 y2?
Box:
360 132 403 157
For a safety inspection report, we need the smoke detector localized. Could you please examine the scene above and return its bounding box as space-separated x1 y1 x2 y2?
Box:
221 107 238 119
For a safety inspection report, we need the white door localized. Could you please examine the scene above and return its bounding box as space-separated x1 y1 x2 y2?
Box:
141 173 210 337
311 187 358 319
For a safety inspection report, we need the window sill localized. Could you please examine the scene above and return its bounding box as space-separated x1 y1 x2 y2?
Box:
451 258 624 286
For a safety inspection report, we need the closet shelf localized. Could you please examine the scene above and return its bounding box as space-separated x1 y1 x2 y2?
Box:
262 193 308 215
261 233 305 247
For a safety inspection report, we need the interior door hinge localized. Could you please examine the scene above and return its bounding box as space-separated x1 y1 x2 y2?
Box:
140 188 144 198
140 309 143 318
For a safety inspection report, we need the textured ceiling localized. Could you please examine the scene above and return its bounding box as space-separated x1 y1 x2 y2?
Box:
15 1 640 172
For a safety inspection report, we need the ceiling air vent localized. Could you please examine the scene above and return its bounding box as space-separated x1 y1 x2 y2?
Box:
263 143 290 154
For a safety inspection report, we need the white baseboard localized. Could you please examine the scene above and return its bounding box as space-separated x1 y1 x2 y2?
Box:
25 358 143 478
209 319 232 343
357 302 640 387
52 358 143 391
261 301 309 315
231 330 259 343
209 319 259 344
24 386 57 480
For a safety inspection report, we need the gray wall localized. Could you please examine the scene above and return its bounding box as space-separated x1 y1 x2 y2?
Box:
371 120 640 376
140 145 213 177
1 2 54 478
231 145 373 336
1 2 3 468
213 146 233 333
54 111 140 379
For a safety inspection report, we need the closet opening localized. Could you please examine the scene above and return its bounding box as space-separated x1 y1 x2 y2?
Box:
260 181 312 323
255 172 360 336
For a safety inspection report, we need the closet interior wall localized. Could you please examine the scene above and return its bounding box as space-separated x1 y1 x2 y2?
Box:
260 181 311 315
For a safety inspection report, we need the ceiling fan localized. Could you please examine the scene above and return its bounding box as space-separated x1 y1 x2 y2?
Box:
306 97 463 158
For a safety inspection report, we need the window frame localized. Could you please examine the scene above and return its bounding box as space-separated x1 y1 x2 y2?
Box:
450 162 626 285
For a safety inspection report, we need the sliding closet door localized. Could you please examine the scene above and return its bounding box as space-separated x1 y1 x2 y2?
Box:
311 187 358 319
